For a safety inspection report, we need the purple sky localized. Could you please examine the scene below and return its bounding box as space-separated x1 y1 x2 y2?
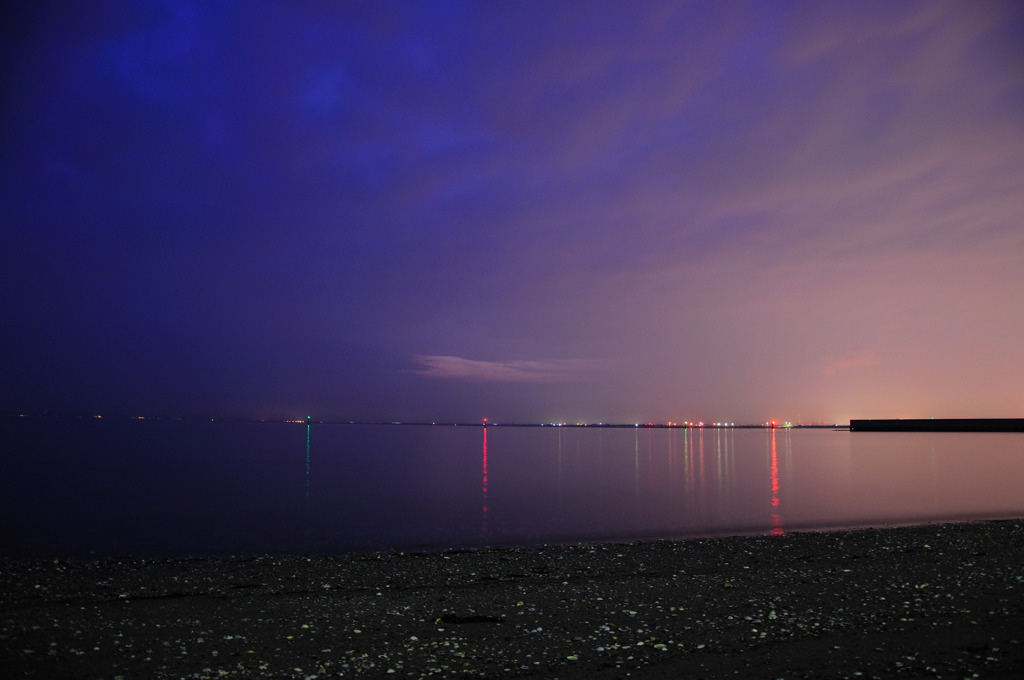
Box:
3 1 1023 424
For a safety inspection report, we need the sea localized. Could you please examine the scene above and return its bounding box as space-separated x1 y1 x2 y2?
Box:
2 418 1024 559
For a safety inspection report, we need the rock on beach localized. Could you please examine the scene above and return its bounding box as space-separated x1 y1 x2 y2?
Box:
2 520 1023 678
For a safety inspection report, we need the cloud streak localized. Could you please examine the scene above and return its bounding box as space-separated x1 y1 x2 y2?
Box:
821 350 880 377
412 355 603 383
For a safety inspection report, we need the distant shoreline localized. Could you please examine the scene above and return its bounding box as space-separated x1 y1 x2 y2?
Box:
2 413 841 428
10 413 1024 432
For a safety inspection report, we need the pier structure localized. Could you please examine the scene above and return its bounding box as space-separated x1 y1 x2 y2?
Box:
849 418 1024 432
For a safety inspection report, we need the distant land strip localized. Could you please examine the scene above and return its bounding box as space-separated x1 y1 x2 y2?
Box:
850 418 1024 432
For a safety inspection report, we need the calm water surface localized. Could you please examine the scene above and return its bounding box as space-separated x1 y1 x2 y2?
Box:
2 419 1023 558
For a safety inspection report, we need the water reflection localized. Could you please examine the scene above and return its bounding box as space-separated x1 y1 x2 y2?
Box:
683 427 692 518
481 426 488 534
698 427 706 519
7 421 1024 558
557 426 565 513
506 425 801 542
769 428 783 534
301 420 314 547
713 426 736 522
716 428 723 518
375 426 1023 549
634 428 640 513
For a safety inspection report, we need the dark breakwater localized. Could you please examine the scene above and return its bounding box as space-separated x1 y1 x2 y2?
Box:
850 418 1024 432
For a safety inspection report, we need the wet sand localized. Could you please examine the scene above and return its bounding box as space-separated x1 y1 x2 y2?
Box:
2 520 1023 679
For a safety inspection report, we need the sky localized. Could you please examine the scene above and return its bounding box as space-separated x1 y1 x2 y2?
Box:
2 1 1023 425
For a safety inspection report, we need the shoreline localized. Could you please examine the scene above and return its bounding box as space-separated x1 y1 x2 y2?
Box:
3 520 1023 678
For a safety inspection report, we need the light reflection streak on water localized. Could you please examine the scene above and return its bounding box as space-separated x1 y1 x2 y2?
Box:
716 428 723 519
699 428 706 518
668 428 675 488
726 427 735 518
684 427 693 518
634 428 640 514
931 445 939 513
770 428 783 534
577 428 585 471
557 426 564 512
647 428 654 486
481 426 488 534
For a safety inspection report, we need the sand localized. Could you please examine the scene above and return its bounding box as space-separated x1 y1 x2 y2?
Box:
2 520 1023 679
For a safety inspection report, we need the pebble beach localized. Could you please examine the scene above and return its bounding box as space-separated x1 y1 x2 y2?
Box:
3 520 1023 679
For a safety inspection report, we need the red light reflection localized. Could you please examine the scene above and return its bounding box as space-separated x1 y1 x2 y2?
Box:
481 426 489 533
770 428 783 534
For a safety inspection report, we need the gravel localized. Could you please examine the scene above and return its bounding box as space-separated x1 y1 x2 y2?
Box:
2 520 1023 678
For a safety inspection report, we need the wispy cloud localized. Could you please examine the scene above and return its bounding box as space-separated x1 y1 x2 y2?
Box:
412 355 602 383
821 349 879 377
